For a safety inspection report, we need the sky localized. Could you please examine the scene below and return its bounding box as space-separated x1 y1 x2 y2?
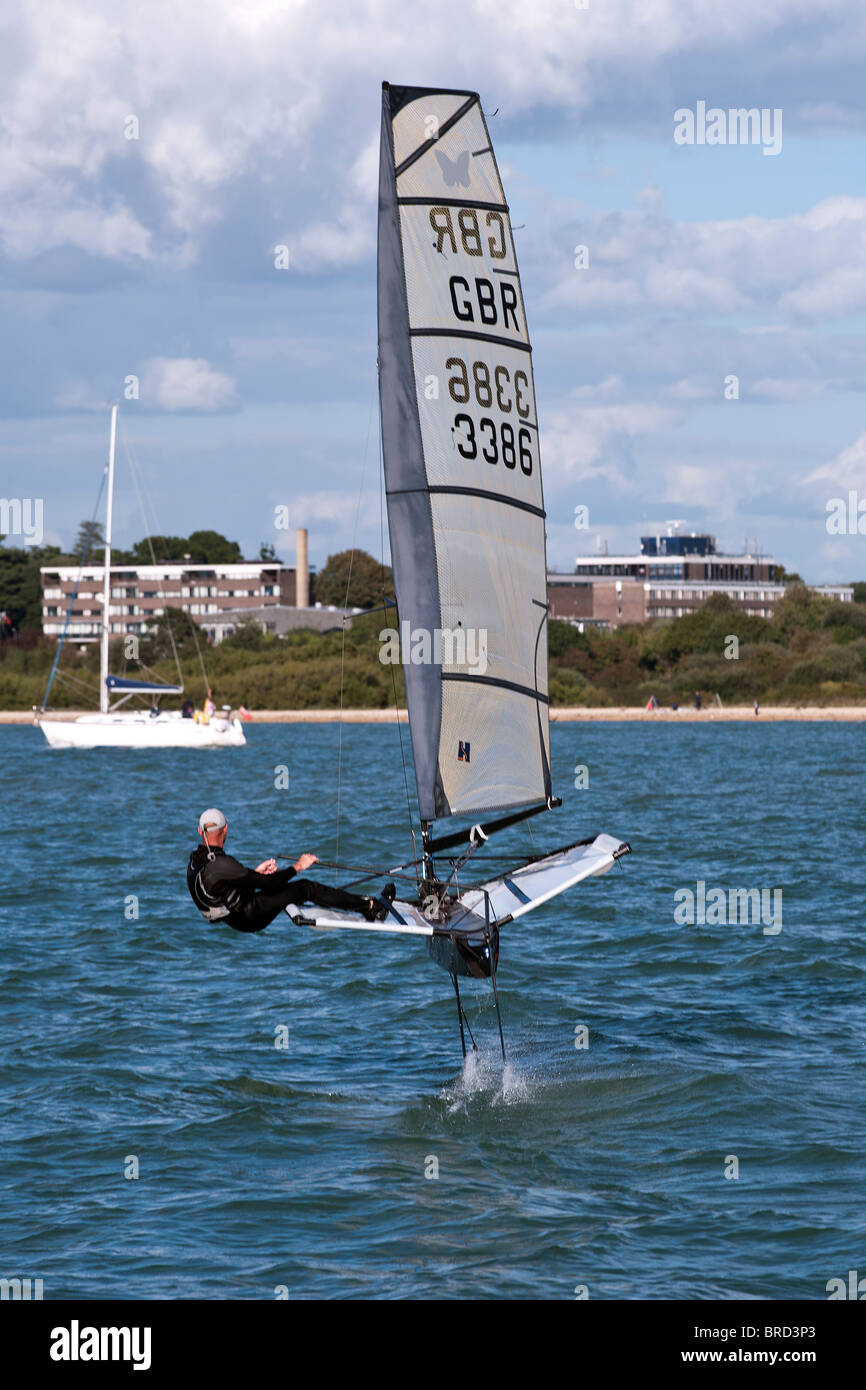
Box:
1 0 865 581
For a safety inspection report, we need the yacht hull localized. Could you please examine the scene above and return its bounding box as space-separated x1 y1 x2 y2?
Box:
37 712 247 749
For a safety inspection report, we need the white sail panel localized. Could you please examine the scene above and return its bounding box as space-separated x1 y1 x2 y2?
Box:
399 207 528 347
391 93 476 170
439 681 549 815
378 83 552 822
411 337 540 498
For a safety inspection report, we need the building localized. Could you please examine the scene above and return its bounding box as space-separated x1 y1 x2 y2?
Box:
548 524 853 629
40 560 296 641
572 525 777 585
40 530 313 642
205 604 358 643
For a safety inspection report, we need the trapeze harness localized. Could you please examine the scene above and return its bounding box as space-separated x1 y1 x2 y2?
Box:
187 845 242 922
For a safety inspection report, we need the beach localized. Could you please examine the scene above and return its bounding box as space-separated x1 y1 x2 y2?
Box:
7 704 866 724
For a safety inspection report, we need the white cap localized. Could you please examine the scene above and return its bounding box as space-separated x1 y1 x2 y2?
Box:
198 807 227 831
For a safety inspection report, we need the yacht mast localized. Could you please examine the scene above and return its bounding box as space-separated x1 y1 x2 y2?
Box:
99 405 117 714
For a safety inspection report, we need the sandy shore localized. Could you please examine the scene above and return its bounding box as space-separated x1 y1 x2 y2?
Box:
6 705 866 724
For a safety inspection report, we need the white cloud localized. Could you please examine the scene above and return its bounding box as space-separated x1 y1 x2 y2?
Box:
2 0 863 270
803 431 866 488
289 209 374 272
779 266 866 319
665 378 716 401
543 193 866 324
141 356 237 411
542 398 680 481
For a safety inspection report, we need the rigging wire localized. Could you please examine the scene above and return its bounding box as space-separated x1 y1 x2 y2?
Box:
121 433 191 695
40 462 109 710
52 669 102 697
335 369 378 885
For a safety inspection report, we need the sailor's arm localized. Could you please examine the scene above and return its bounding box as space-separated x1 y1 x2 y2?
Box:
252 852 318 885
209 854 287 891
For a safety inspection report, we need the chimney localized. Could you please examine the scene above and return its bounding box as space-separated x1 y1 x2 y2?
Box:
295 528 309 608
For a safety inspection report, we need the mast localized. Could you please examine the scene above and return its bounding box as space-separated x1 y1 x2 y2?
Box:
100 405 117 714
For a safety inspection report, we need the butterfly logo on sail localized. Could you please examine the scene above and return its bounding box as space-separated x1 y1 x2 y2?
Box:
435 149 470 187
458 741 471 763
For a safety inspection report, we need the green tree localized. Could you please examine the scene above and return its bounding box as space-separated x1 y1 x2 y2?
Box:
130 535 189 563
186 530 242 563
314 549 394 609
773 583 829 634
852 581 866 605
139 606 202 662
73 519 106 563
0 541 67 630
131 530 242 564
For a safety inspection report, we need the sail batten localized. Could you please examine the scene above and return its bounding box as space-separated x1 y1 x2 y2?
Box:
378 82 552 822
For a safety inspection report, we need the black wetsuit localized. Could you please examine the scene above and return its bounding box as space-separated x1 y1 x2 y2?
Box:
186 846 374 933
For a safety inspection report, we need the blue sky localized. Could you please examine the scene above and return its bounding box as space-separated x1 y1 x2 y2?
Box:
1 0 865 581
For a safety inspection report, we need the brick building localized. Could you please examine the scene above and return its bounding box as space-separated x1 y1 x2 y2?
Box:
548 526 852 629
40 560 299 642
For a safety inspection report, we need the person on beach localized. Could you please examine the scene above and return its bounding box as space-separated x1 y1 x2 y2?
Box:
186 808 395 932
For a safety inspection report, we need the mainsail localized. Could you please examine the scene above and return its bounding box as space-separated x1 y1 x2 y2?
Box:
378 83 552 823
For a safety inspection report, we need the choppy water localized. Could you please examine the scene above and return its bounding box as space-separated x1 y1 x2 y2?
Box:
1 721 864 1299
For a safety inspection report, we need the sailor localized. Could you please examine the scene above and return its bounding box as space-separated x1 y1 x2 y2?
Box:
187 807 395 932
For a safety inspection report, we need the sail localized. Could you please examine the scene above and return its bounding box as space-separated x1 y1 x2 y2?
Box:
378 83 552 823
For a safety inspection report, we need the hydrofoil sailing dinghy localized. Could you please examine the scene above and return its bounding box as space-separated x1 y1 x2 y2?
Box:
289 83 630 1057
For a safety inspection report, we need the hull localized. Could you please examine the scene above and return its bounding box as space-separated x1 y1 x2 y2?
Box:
284 835 630 964
37 712 247 749
429 921 500 979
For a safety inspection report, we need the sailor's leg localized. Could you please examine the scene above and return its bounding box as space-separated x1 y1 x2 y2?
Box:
289 877 376 915
232 882 322 930
227 900 287 932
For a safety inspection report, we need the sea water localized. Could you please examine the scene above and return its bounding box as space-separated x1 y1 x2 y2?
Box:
1 720 863 1299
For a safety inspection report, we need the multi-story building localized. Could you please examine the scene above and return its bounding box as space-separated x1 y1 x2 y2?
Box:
40 520 853 643
548 525 852 628
40 560 298 642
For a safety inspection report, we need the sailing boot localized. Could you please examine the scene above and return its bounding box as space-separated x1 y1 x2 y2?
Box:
370 882 397 921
